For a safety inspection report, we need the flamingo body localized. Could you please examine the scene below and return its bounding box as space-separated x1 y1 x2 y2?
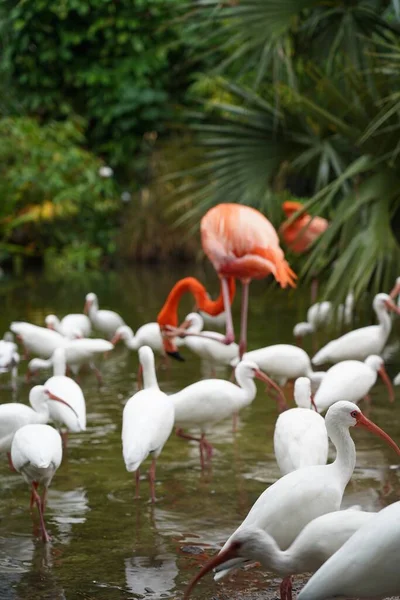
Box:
297 501 400 600
280 202 328 254
274 378 328 476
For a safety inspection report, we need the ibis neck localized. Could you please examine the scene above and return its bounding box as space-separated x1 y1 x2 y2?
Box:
234 370 257 407
157 277 235 327
53 351 67 376
124 329 139 350
376 306 392 339
326 420 356 489
142 356 159 389
29 390 50 422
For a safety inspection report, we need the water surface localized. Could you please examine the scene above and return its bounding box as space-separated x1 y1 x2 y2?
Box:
0 265 399 599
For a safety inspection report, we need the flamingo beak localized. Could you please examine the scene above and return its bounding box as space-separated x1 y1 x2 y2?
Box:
183 542 241 599
378 366 395 403
161 332 185 362
254 369 288 411
111 333 121 345
45 390 79 419
384 299 400 315
355 413 400 455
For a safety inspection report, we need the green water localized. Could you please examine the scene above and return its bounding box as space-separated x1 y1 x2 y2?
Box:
0 265 399 600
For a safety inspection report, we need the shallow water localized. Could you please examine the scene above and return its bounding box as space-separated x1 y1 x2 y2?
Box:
0 265 399 600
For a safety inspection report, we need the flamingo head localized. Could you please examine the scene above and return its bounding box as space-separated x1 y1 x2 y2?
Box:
159 326 185 362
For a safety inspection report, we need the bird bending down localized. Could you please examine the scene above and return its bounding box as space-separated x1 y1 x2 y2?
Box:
122 346 174 502
11 321 65 359
274 377 328 476
170 360 287 469
45 313 91 339
184 507 375 600
201 204 296 358
231 344 325 393
0 332 20 390
297 501 400 600
11 423 63 542
157 276 235 361
183 401 400 598
314 355 394 412
312 293 400 365
84 292 125 339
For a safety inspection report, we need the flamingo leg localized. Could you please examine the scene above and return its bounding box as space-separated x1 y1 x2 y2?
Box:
221 277 235 345
31 483 50 543
280 575 293 600
239 279 250 359
148 458 157 503
135 469 140 499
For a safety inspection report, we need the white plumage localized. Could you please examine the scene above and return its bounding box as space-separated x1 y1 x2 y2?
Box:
314 355 394 412
231 344 325 390
122 346 174 502
180 313 239 368
0 331 20 388
45 313 91 339
312 293 400 365
274 377 328 476
11 423 62 542
44 367 86 434
297 501 400 600
11 321 65 359
84 292 125 339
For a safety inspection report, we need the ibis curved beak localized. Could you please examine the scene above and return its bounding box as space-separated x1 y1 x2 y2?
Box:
45 390 79 419
254 369 288 412
111 333 121 345
378 365 395 403
183 542 240 599
83 300 90 315
389 280 400 300
310 394 318 412
384 299 400 316
355 413 400 455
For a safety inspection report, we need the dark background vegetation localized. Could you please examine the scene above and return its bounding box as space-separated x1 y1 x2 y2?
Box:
2 0 400 298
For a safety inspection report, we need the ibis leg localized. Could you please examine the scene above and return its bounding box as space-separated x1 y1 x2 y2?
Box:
31 483 50 543
149 458 157 503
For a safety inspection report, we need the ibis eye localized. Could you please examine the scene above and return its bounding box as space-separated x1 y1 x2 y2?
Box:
350 410 358 418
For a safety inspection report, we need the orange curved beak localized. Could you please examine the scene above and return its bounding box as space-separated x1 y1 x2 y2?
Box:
378 366 395 403
254 369 288 412
355 412 400 454
45 390 79 419
183 541 241 599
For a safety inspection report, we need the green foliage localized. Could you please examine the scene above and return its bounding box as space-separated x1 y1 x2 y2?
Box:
0 116 119 269
1 0 191 169
171 0 400 300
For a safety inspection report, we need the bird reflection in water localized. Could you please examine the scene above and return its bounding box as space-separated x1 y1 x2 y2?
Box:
125 553 178 598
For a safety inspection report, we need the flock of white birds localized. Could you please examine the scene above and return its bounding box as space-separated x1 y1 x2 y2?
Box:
0 284 400 600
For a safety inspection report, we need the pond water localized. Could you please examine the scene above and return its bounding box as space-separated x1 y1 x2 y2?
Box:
0 265 399 600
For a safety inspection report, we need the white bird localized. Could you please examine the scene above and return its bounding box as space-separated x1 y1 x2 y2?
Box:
122 346 174 503
28 338 113 383
10 321 65 359
170 360 287 469
84 292 125 339
293 293 354 344
184 507 375 600
314 355 394 412
183 401 400 597
112 323 165 355
0 331 20 389
45 313 91 339
231 345 325 392
198 309 227 329
178 313 239 372
312 293 400 365
394 372 400 385
297 501 400 600
11 423 62 542
274 377 328 476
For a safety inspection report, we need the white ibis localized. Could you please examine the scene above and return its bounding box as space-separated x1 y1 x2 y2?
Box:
170 360 287 469
273 377 328 476
11 423 62 542
45 313 91 339
84 292 125 339
112 323 164 355
231 344 325 392
293 293 354 345
297 501 400 600
184 507 375 600
312 293 400 365
122 346 174 503
199 309 227 329
0 332 20 390
182 401 400 597
10 322 65 359
314 355 394 412
28 339 113 383
178 313 239 372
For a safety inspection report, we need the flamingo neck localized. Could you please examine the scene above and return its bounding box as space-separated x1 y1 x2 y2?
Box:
142 355 159 389
157 277 235 327
326 421 356 488
234 368 257 407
